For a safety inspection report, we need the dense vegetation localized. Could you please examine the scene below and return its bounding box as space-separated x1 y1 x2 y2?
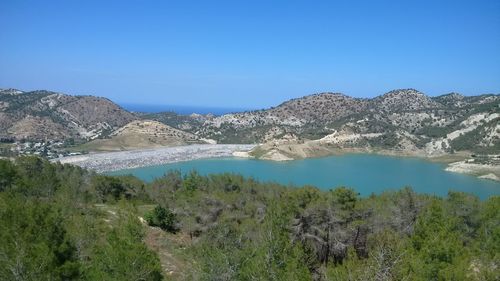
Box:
0 157 499 280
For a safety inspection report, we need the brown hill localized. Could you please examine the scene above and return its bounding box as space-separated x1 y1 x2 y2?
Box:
78 120 201 151
153 89 499 154
0 89 136 140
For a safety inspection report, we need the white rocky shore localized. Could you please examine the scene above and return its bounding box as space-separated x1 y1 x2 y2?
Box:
445 161 500 181
52 144 256 173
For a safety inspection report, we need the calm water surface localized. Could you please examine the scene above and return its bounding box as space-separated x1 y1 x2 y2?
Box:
108 154 500 199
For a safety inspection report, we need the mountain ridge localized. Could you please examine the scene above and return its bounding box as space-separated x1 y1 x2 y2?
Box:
0 88 137 140
1 87 498 157
165 88 499 154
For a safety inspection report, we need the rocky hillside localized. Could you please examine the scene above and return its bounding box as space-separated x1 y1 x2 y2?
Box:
79 120 201 151
0 88 137 140
2 87 498 156
150 89 500 155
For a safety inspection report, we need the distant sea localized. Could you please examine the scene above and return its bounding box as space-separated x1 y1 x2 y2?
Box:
119 103 252 115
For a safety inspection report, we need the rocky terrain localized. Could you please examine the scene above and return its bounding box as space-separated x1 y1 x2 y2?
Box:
0 88 136 140
4 88 498 156
2 87 499 179
445 154 500 181
145 89 500 180
78 120 202 151
149 89 499 157
55 144 255 172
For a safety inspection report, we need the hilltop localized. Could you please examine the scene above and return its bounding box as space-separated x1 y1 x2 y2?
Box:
1 88 499 165
0 89 136 140
149 88 499 157
76 120 202 151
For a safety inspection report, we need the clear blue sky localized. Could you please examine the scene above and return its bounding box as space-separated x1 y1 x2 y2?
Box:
1 0 499 108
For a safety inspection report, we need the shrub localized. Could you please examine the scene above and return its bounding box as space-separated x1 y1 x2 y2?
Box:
145 205 178 233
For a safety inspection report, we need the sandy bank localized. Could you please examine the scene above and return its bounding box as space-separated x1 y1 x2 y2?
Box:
445 161 500 181
232 151 253 158
260 150 294 161
53 144 255 173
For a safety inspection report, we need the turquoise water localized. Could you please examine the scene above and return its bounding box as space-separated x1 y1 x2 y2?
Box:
108 154 500 199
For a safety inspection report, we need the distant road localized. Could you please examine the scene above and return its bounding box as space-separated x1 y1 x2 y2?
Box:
52 144 256 173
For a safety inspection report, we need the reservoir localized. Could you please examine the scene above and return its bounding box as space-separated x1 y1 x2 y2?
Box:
108 154 500 199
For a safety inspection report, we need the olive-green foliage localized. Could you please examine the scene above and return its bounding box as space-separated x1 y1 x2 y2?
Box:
14 156 60 196
0 194 80 280
85 211 163 281
0 157 163 280
145 205 179 233
0 159 17 191
325 230 408 281
470 196 500 280
404 199 469 280
182 170 205 192
192 203 311 281
91 174 148 203
238 202 312 281
330 186 358 212
1 157 499 281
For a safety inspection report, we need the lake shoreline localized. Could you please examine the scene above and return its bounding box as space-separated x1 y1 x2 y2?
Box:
108 152 500 200
54 144 499 182
246 146 500 182
52 144 256 173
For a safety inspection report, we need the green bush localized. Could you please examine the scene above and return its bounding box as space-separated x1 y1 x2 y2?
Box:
0 159 17 191
145 205 178 233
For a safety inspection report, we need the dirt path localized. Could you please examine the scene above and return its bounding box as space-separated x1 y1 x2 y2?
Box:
143 225 193 280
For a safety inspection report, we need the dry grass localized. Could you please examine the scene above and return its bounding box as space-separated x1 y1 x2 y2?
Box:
74 120 201 152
